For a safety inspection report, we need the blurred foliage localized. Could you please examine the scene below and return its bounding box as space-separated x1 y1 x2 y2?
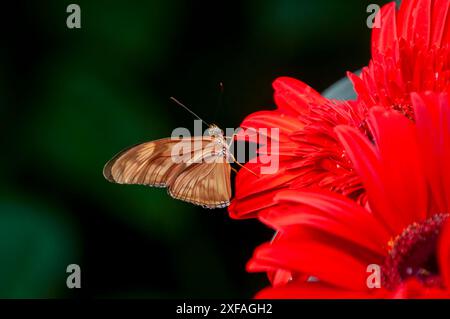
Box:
0 194 78 298
250 0 356 48
1 0 391 298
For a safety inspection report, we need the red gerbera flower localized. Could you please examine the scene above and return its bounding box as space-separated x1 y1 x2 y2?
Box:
229 0 450 220
349 0 450 117
247 92 450 298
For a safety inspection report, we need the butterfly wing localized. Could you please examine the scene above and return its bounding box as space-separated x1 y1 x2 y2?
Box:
103 137 209 187
103 136 232 208
168 159 232 209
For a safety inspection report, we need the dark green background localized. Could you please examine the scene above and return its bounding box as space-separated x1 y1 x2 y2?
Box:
1 0 388 298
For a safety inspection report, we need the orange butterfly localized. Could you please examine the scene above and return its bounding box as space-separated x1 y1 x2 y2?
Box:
103 98 254 209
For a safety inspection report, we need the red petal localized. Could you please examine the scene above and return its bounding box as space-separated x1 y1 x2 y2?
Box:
412 0 432 47
397 0 417 40
440 96 450 213
347 71 375 106
261 189 390 255
334 125 401 235
372 2 399 59
229 190 279 219
412 92 450 213
390 278 450 299
249 241 370 290
255 283 385 299
233 163 298 200
239 110 303 143
368 107 428 225
246 258 295 287
272 77 326 116
438 220 450 289
430 0 450 46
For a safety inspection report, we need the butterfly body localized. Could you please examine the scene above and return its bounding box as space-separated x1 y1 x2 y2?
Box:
205 125 232 160
103 124 232 209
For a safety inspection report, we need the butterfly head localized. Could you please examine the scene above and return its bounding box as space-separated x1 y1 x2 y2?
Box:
206 125 224 138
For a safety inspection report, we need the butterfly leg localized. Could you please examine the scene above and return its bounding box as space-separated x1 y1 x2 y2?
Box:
225 133 237 148
227 151 258 177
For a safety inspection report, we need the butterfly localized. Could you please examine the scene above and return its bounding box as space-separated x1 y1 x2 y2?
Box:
103 98 255 209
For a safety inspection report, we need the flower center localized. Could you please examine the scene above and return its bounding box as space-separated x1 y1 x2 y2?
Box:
392 104 415 121
382 214 449 290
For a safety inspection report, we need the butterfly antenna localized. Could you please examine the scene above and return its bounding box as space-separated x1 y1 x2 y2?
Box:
212 82 224 123
170 97 210 127
234 161 258 177
228 151 258 177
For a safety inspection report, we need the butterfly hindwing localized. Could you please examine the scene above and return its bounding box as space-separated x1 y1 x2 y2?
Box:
168 147 232 208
